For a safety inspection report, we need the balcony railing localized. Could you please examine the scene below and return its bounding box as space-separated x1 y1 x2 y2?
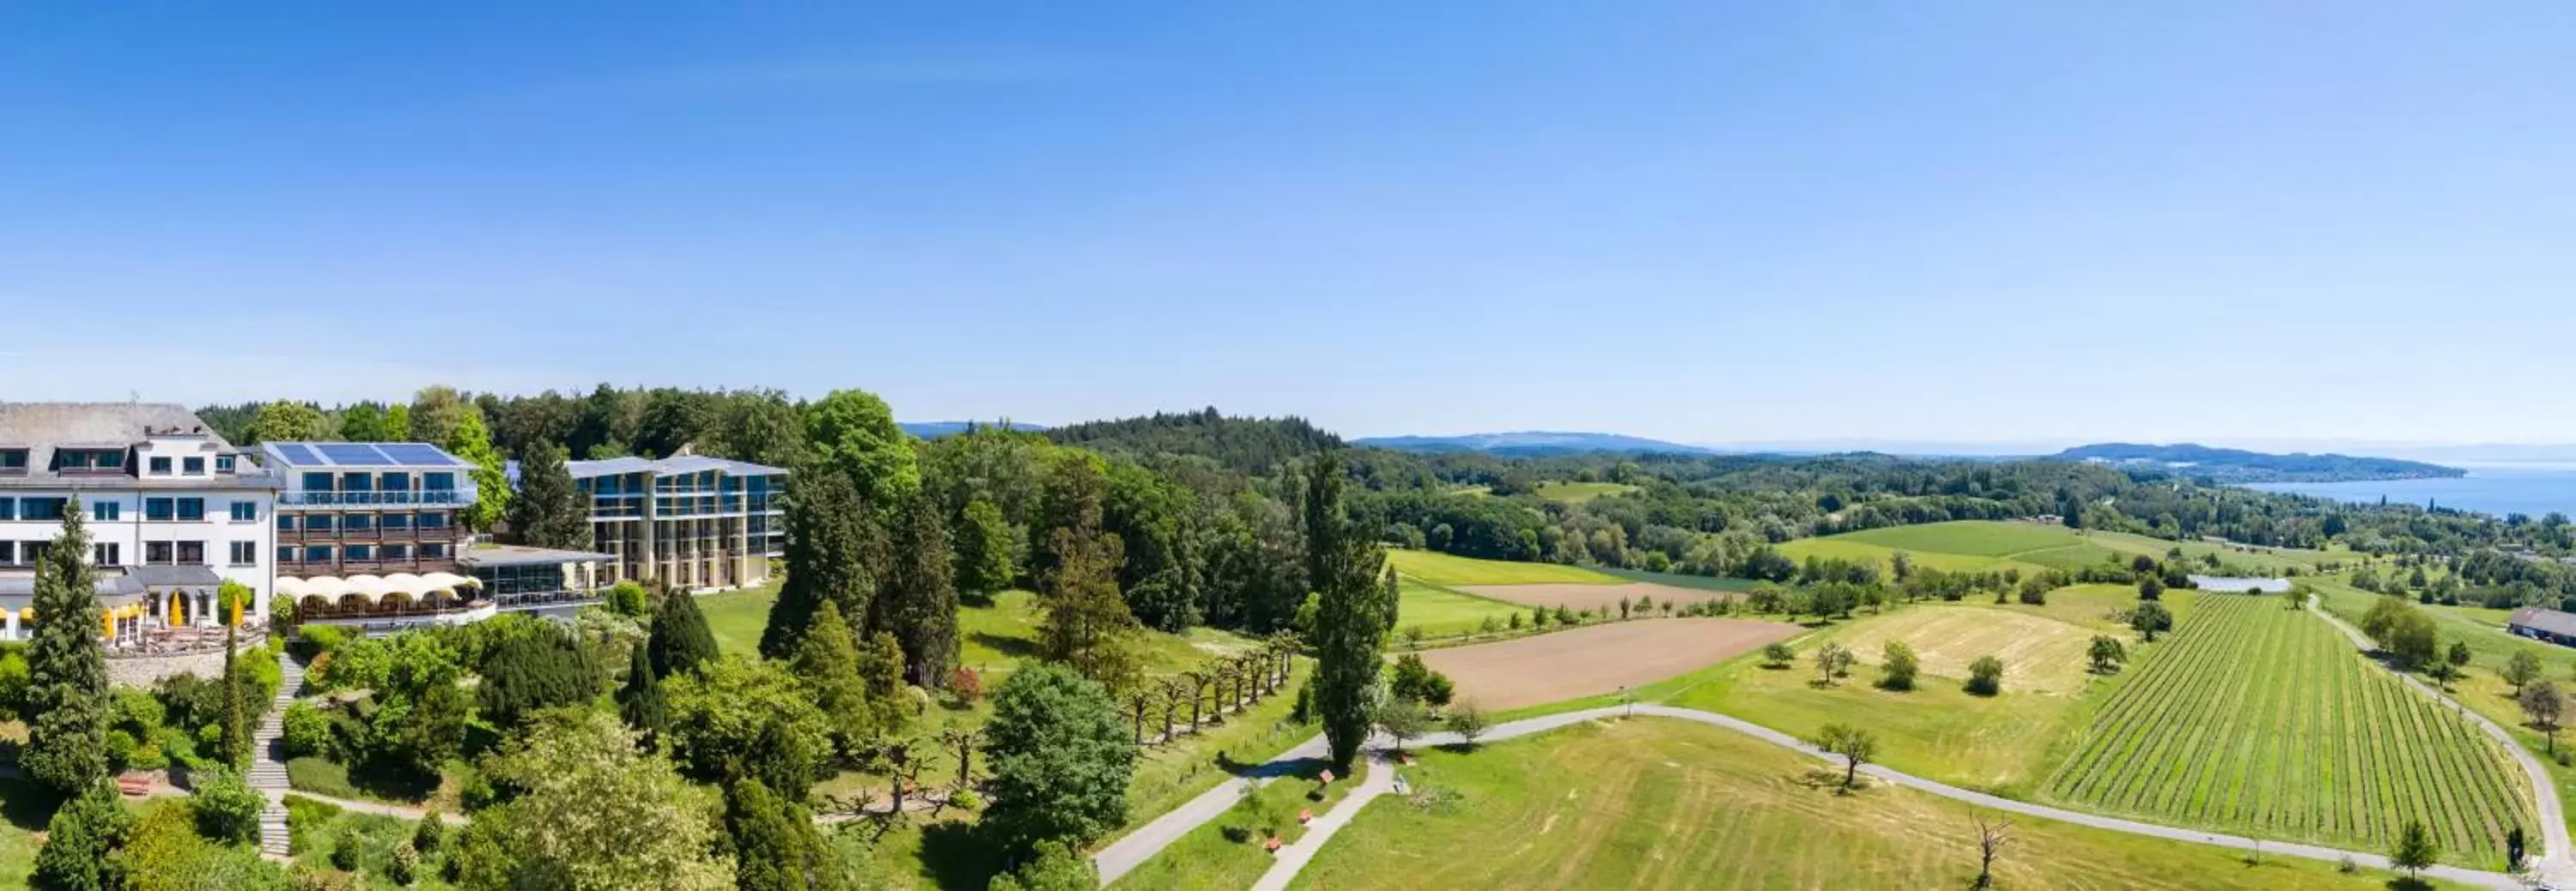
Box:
279 490 469 506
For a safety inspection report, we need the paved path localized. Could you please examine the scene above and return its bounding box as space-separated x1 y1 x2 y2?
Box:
1093 735 1330 883
1249 752 1394 891
1099 700 2528 890
2307 594 2575 884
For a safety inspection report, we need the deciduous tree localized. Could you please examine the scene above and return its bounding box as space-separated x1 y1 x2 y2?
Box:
1878 640 1919 691
1965 655 2006 696
2390 820 2437 882
982 663 1135 855
446 409 513 531
2506 650 2546 696
1813 723 1876 791
2087 635 2128 674
460 709 733 891
2521 681 2563 754
1307 452 1393 770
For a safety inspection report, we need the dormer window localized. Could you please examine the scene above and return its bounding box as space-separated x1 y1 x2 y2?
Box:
149 457 173 476
55 449 125 475
183 457 204 475
0 449 25 475
214 455 235 474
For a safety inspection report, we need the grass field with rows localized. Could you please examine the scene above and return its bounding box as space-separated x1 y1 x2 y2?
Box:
1386 549 1625 585
2044 592 2534 867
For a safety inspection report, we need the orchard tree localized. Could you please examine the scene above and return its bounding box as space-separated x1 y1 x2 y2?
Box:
1812 724 1876 791
2521 681 2564 755
2506 650 2546 696
2131 602 2173 643
2086 635 2128 674
24 501 108 796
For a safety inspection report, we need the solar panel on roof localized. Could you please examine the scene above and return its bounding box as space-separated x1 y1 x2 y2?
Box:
377 443 459 466
318 443 394 465
272 444 320 465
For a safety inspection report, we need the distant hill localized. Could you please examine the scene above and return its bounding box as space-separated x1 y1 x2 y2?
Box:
2050 443 2464 483
1354 431 1715 458
1046 408 1340 473
900 421 1048 439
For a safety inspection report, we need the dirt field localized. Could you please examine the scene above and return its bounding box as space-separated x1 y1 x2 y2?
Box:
1420 619 1802 711
1456 581 1729 613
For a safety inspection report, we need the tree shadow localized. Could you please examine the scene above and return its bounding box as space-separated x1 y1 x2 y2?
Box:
2384 878 2435 891
0 777 59 833
968 632 1038 661
348 758 442 803
916 819 1003 890
1217 752 1327 781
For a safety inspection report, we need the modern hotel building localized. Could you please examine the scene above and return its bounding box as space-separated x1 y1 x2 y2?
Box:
568 453 785 591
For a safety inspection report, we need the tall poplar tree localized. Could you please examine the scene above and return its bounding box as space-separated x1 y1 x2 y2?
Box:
1305 452 1391 770
507 444 592 549
874 494 960 689
24 500 109 796
762 466 878 660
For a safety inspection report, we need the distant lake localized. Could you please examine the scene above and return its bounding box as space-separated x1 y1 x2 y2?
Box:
2242 463 2576 518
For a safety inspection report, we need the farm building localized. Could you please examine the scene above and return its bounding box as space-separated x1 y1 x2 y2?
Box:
2508 606 2576 647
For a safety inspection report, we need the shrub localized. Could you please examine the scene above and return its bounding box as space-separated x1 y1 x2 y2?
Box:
294 625 354 661
605 580 649 617
1760 642 1795 669
191 767 266 846
1388 654 1454 706
1877 640 1919 691
947 667 985 705
330 830 361 871
296 869 359 891
106 728 140 767
0 647 27 713
1965 655 2006 696
947 788 981 810
388 844 420 885
412 811 444 855
283 702 333 759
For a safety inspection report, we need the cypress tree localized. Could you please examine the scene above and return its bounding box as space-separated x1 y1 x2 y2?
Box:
762 466 877 660
647 587 720 680
725 779 848 891
793 601 877 753
617 641 666 748
24 500 108 797
219 596 249 768
477 628 597 728
873 494 959 689
505 444 592 550
1305 452 1389 771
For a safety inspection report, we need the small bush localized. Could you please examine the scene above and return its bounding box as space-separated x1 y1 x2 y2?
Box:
388 844 420 886
283 701 333 759
946 667 984 706
1965 655 2006 696
947 788 981 810
330 830 362 871
412 810 445 855
191 767 266 846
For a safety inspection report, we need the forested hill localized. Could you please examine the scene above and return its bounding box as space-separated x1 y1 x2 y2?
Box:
1352 431 1712 457
1043 408 1342 473
2050 443 2464 483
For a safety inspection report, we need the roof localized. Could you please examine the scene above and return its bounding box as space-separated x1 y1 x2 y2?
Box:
459 544 616 567
2509 607 2576 639
0 403 265 489
0 567 173 606
258 441 465 470
565 454 786 480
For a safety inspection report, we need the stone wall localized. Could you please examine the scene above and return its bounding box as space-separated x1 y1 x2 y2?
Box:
108 639 263 689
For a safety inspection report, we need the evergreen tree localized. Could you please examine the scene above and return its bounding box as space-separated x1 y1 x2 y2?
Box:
954 498 1017 601
506 444 592 550
1305 452 1390 770
24 502 108 797
617 640 667 748
218 583 251 768
446 409 513 530
875 494 960 689
793 601 880 755
724 779 848 891
477 627 599 728
647 589 720 680
762 466 878 660
33 784 128 891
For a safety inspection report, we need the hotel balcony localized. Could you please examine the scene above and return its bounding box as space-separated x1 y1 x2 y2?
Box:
279 490 470 507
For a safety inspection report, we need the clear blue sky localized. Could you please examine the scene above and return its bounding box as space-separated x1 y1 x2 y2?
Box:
9 3 2576 446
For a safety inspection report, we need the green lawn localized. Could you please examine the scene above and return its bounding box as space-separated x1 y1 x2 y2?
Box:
1111 760 1352 891
1832 520 2099 557
698 580 781 657
2084 530 2349 575
1777 536 2052 577
1385 549 1623 586
1289 717 2433 890
1392 579 1527 639
0 777 52 888
2045 592 2532 867
288 794 462 889
1531 481 1639 505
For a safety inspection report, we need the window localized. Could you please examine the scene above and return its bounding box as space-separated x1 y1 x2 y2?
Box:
346 545 374 561
380 472 410 492
276 514 295 531
145 542 173 565
229 541 256 566
304 546 333 563
145 498 173 521
229 501 257 522
91 501 117 522
93 542 119 566
0 449 24 473
21 542 44 565
382 543 412 561
149 457 172 476
0 542 14 565
176 498 204 521
305 514 335 532
0 498 12 521
276 546 294 565
176 541 204 564
381 513 411 530
425 472 456 491
302 472 334 492
183 457 204 475
345 514 374 532
215 455 234 473
21 499 64 521
55 449 123 472
419 512 449 529
420 542 448 559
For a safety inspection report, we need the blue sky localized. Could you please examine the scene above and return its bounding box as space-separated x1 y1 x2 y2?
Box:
8 3 2576 446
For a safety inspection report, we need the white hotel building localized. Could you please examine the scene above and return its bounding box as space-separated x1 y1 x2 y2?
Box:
0 403 277 639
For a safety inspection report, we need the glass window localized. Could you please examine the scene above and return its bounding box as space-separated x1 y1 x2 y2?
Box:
229 542 256 566
302 472 334 492
230 501 257 522
346 544 374 561
0 499 13 521
276 514 295 531
421 542 447 559
145 542 173 565
341 472 373 492
305 546 334 563
425 472 456 490
381 512 411 530
176 498 204 521
380 472 410 491
90 501 117 522
345 514 374 531
149 457 172 476
92 542 118 566
0 542 14 565
176 541 204 564
382 543 412 561
145 498 173 521
419 512 449 529
306 514 336 532
0 449 24 471
276 546 295 564
183 457 204 474
21 499 64 521
215 455 234 473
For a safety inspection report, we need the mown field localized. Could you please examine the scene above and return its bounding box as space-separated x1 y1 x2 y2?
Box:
1289 718 2431 891
1532 481 1640 504
1782 520 2346 579
2045 592 2533 867
1832 607 2098 694
1387 549 1625 586
1394 579 1528 638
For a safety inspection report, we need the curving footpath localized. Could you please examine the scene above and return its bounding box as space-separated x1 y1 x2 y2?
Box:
2307 594 2575 885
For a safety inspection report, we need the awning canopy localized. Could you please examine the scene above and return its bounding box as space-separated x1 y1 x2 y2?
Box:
278 573 484 606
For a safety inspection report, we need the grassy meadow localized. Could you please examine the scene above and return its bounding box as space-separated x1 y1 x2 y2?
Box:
1288 718 2435 891
1532 481 1640 504
1393 579 1528 639
1385 549 1624 586
2046 593 2533 867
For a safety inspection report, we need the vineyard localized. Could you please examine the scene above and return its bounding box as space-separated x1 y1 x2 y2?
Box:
2044 593 2534 866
